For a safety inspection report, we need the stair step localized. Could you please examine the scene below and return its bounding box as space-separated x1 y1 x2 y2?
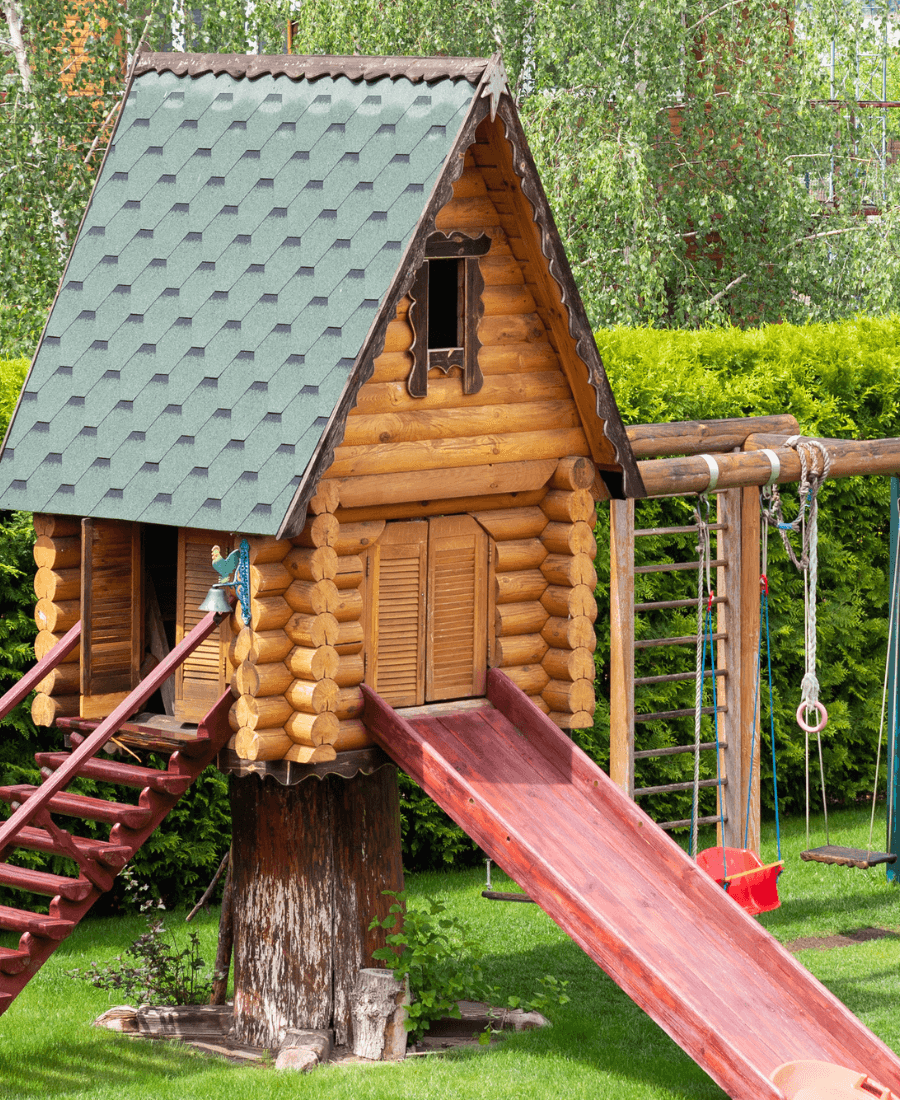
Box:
0 904 74 940
0 947 31 975
13 827 132 869
0 863 92 902
0 786 152 830
35 753 192 796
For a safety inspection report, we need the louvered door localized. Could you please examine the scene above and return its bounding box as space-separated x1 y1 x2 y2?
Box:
365 517 487 708
426 515 487 700
174 529 231 722
80 518 142 719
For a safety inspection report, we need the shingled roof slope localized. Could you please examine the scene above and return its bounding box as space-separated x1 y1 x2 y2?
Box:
0 58 480 534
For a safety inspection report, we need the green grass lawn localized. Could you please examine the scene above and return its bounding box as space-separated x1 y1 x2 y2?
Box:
1 807 899 1100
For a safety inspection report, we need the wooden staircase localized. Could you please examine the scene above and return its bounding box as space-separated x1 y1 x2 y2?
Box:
0 608 232 1016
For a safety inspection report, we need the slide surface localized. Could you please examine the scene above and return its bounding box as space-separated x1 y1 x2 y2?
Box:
362 670 900 1100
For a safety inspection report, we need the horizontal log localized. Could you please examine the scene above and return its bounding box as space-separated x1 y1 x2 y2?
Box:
285 546 338 583
335 620 364 656
502 664 550 696
235 660 292 699
329 459 556 510
333 719 373 752
478 342 559 375
250 563 291 597
36 664 81 696
235 727 292 762
479 253 524 286
542 522 596 557
543 647 595 681
549 710 592 730
292 513 339 549
541 615 595 650
32 692 79 726
494 538 547 572
541 584 598 620
34 598 79 634
35 630 79 663
550 456 596 491
471 506 547 541
283 743 338 764
227 632 243 669
249 595 292 633
285 710 340 747
369 350 414 384
334 489 547 525
285 612 339 649
332 588 363 624
493 633 549 667
541 553 598 588
286 644 340 682
33 534 80 571
451 166 489 198
334 521 386 556
308 480 340 515
244 536 290 565
285 579 340 616
541 489 596 524
335 687 364 720
481 283 537 316
349 371 571 417
246 629 293 665
626 415 801 459
229 700 240 732
32 514 80 539
495 601 549 637
495 569 547 605
334 555 364 591
543 678 595 715
335 653 365 688
285 677 339 714
34 567 80 603
382 317 413 354
235 694 292 731
478 312 545 346
341 399 580 448
434 195 501 229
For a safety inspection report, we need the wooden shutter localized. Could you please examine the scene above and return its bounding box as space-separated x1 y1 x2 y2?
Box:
366 521 427 708
174 529 231 722
80 518 142 718
426 515 487 702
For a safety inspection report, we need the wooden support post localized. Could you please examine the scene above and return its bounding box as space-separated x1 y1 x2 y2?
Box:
609 499 635 796
740 486 762 854
229 764 403 1049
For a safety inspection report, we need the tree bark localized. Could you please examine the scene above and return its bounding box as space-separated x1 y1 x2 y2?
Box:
229 764 404 1049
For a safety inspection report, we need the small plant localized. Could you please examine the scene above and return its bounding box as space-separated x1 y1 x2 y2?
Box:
477 975 571 1045
369 889 490 1042
68 867 214 1006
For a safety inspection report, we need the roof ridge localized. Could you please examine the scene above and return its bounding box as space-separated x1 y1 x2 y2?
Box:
133 52 492 84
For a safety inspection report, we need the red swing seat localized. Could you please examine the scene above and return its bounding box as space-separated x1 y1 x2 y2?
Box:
697 846 783 916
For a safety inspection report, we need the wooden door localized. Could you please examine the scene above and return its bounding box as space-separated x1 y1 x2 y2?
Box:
365 517 487 708
80 517 142 719
174 528 231 722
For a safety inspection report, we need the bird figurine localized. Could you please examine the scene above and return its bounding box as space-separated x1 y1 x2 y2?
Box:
211 544 241 584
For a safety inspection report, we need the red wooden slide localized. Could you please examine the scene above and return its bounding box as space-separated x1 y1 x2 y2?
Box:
362 669 900 1100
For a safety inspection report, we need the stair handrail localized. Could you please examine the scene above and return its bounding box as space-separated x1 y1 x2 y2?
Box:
0 607 228 855
0 621 82 723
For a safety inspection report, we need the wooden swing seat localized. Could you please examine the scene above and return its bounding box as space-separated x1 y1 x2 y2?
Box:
800 845 896 870
697 847 783 916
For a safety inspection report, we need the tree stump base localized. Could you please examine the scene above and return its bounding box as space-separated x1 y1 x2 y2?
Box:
349 968 409 1061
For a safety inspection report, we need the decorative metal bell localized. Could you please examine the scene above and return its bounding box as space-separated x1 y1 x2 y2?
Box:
199 582 233 616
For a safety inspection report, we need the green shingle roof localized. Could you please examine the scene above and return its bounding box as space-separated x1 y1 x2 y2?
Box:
0 55 483 535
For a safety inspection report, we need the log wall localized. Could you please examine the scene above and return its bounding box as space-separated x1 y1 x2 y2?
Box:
31 514 82 727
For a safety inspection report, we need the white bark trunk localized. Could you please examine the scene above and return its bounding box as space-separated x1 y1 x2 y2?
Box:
349 969 409 1061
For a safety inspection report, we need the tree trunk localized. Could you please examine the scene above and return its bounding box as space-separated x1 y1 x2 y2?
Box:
228 764 404 1049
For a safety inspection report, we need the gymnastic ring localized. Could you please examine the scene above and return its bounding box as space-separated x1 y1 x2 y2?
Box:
796 701 828 734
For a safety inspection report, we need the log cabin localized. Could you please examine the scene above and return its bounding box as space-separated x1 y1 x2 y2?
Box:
0 49 642 764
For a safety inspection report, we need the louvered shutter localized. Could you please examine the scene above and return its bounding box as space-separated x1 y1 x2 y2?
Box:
80 518 142 718
366 521 427 708
174 529 231 722
426 515 487 702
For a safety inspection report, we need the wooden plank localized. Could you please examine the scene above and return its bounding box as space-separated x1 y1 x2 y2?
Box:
716 489 742 849
609 499 635 796
740 486 762 854
626 416 800 459
349 371 571 416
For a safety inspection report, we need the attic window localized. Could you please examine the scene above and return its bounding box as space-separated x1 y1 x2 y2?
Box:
407 232 491 399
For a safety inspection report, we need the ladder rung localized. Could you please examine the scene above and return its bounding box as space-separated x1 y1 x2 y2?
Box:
634 741 723 759
635 558 727 574
634 596 727 612
635 705 726 723
660 814 722 831
635 669 726 687
635 523 726 537
635 632 726 650
635 777 725 797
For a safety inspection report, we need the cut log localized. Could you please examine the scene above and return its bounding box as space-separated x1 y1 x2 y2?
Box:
283 743 338 764
541 521 597 557
32 514 80 538
244 535 290 566
33 534 80 570
493 633 549 667
493 538 547 573
286 613 339 649
285 546 339 583
349 970 409 1061
541 615 595 650
249 596 291 633
36 664 81 696
495 569 547 605
285 710 340 747
543 647 595 682
335 653 365 688
502 664 550 696
235 727 293 761
34 597 79 633
32 693 79 726
285 579 341 616
334 719 372 751
34 567 80 603
335 687 364 721
543 678 595 715
286 645 340 683
234 694 293 731
549 709 592 729
235 661 293 699
247 629 293 665
334 521 386 556
495 601 549 637
292 514 339 549
285 678 339 714
541 584 598 620
308 480 340 516
250 563 291 596
550 456 596 491
35 630 79 663
541 489 596 524
541 553 597 588
471 506 547 541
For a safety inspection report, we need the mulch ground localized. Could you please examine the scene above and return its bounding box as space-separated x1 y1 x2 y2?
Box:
786 927 900 952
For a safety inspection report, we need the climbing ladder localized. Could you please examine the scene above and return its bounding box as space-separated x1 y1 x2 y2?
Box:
609 487 762 850
0 607 232 1016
